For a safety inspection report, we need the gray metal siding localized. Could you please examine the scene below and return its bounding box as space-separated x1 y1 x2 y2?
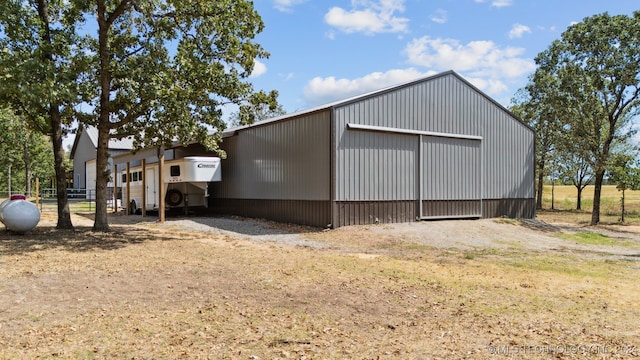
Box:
336 130 416 201
208 199 330 228
72 133 97 189
334 72 534 208
482 110 535 199
334 200 415 226
335 75 481 135
422 137 481 201
214 111 331 200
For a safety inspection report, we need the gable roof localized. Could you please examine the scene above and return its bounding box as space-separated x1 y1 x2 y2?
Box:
223 70 532 137
70 125 135 159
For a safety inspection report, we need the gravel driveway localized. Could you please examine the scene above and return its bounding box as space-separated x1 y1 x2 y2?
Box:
144 215 640 261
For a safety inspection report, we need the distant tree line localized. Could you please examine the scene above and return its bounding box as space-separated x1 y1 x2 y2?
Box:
0 108 55 196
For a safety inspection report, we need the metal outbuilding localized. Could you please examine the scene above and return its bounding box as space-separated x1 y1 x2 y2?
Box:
209 71 535 228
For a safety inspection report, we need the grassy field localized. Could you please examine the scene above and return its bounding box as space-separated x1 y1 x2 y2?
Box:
1 213 639 358
541 184 640 224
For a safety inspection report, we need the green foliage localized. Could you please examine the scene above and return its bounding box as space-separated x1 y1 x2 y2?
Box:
85 0 279 229
0 108 55 194
0 0 90 133
1 0 281 230
608 153 640 192
229 101 287 127
77 0 281 153
520 11 640 225
0 0 84 228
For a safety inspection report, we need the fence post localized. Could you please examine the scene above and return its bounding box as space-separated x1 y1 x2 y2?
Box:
35 178 40 209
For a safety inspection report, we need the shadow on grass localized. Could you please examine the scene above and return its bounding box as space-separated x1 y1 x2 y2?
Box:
186 216 322 237
0 224 171 256
102 210 324 238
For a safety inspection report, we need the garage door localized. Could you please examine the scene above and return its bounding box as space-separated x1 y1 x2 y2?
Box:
85 159 96 200
420 136 482 219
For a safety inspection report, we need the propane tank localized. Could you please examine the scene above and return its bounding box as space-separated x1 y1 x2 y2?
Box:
0 195 40 233
0 199 10 224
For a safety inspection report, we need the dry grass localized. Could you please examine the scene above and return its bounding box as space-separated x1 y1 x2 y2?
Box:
1 212 640 359
542 184 640 224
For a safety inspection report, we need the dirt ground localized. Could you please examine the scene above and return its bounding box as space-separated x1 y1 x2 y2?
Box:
1 211 640 359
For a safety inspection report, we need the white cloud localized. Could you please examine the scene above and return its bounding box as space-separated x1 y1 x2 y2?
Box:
279 72 295 81
509 24 531 39
430 9 447 24
404 36 535 77
303 68 435 106
491 0 512 7
465 76 508 95
403 36 535 95
475 0 513 7
249 60 267 78
324 0 410 35
273 0 306 13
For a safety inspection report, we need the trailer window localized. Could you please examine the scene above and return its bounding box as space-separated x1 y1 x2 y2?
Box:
122 174 126 183
170 165 181 177
138 171 143 181
132 172 138 182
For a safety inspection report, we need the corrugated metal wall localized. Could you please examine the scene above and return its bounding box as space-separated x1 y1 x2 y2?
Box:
213 111 331 201
212 72 533 227
421 136 482 218
481 108 535 199
421 136 481 201
336 130 417 201
333 72 534 223
73 134 96 189
210 111 332 227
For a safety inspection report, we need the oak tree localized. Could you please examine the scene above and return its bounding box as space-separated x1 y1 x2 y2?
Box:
533 11 640 225
0 0 88 229
2 0 279 231
84 0 278 230
511 71 564 210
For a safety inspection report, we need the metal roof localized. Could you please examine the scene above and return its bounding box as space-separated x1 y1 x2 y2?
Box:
70 125 136 159
222 70 530 137
82 125 136 150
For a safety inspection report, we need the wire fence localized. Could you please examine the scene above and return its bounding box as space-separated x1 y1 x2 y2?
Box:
0 188 122 213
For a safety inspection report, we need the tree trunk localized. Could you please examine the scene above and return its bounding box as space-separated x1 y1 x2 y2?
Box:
621 189 625 223
51 105 73 229
36 0 73 229
7 164 11 196
93 123 111 231
23 140 32 196
93 0 112 232
576 186 582 210
590 170 605 226
536 167 544 210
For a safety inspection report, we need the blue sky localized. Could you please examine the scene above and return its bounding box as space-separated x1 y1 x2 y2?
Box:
246 0 639 112
63 0 639 149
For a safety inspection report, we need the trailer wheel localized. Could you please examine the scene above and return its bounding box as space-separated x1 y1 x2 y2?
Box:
129 200 137 215
165 189 183 207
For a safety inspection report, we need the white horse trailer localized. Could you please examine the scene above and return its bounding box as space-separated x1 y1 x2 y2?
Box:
121 156 221 213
